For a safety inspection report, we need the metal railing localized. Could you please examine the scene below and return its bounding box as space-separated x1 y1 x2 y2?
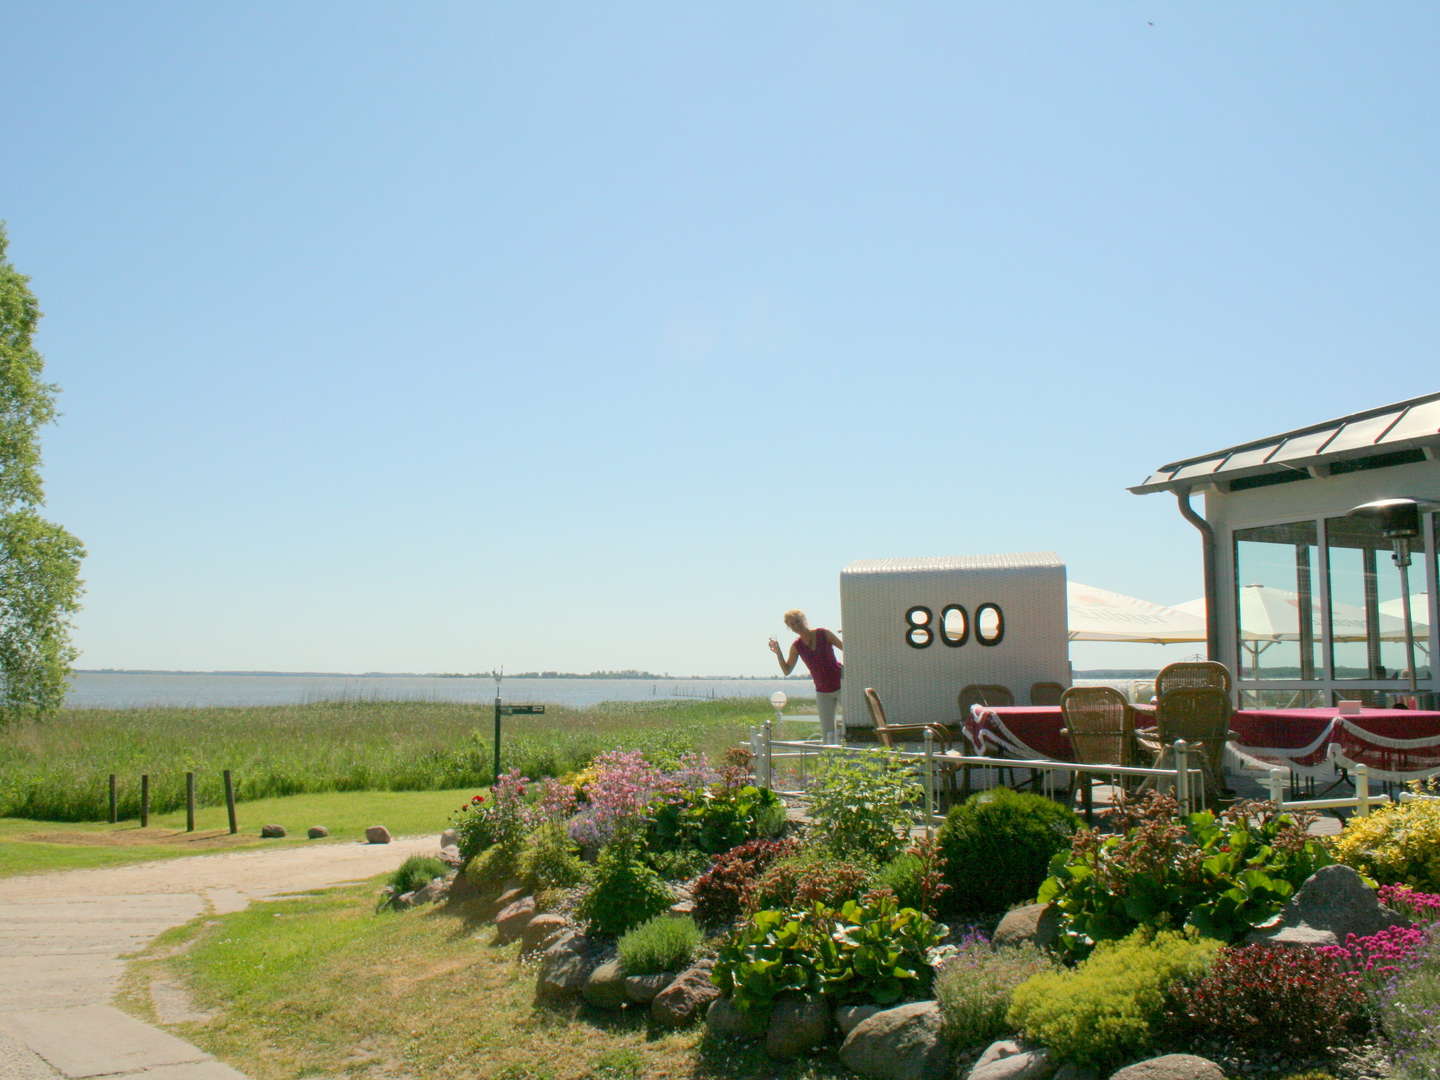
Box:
748 720 1208 830
1262 765 1379 816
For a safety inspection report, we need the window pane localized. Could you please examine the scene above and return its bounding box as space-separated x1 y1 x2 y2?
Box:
1326 515 1429 681
1233 522 1319 680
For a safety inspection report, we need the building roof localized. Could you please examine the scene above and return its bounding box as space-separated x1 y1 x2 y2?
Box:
842 552 1062 575
1131 391 1440 495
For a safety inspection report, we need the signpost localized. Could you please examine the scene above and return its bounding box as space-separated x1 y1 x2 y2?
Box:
492 670 544 779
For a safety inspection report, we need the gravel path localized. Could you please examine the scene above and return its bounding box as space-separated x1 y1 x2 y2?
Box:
0 835 439 1079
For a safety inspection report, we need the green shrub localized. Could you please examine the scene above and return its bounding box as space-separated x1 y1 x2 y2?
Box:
712 895 943 1013
517 822 589 891
807 753 920 861
938 787 1078 916
1039 793 1334 959
935 935 1056 1050
450 795 495 861
1334 792 1440 892
692 837 799 926
617 914 702 975
1005 929 1220 1070
388 855 449 895
465 843 519 894
744 848 876 913
576 845 673 937
874 852 925 911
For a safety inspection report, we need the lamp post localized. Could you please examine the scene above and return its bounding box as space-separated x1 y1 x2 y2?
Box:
1346 498 1439 696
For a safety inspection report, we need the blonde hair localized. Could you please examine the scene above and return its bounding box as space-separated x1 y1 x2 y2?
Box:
783 609 808 627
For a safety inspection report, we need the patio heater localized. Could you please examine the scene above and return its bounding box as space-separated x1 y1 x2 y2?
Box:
1346 497 1439 695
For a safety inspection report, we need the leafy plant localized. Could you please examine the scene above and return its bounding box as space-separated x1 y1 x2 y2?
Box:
1379 923 1440 1080
517 822 589 891
711 895 943 1013
692 837 798 926
575 844 673 937
806 753 920 861
935 934 1056 1049
645 783 786 856
938 787 1077 916
1038 792 1333 958
617 914 702 975
1006 929 1220 1070
744 847 876 914
1169 944 1369 1054
1335 792 1440 892
450 793 495 861
567 750 716 849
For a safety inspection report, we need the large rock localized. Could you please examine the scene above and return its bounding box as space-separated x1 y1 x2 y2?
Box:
409 876 449 906
1247 864 1408 948
365 825 392 844
836 1004 883 1037
1108 1054 1225 1080
439 827 459 848
967 1046 1053 1080
625 973 672 1005
445 869 481 906
495 896 537 943
582 960 631 1010
521 914 570 953
651 960 719 1027
706 996 767 1040
991 904 1061 950
536 933 597 1001
438 844 463 868
260 824 286 838
766 992 829 1059
307 825 328 839
839 1001 949 1080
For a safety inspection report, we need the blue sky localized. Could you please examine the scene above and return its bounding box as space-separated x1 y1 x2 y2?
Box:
4 2 1438 675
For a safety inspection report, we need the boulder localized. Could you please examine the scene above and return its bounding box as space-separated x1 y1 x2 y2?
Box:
535 933 597 1001
365 825 392 844
839 1001 949 1080
836 1004 883 1037
1051 1066 1099 1080
439 827 458 848
438 843 463 868
495 896 537 943
521 914 570 953
1247 864 1408 948
991 904 1061 950
445 869 481 906
1108 1054 1225 1080
669 899 696 917
494 885 528 911
765 992 829 1059
706 996 767 1040
625 973 672 1005
409 876 449 906
394 890 416 910
651 960 719 1027
582 959 631 1010
967 1046 1053 1080
260 824 286 838
306 825 328 839
973 1042 1023 1071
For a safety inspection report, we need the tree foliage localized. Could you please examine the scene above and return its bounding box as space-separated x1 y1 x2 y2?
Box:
0 224 84 722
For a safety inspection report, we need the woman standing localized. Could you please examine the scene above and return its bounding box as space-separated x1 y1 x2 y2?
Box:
768 609 843 744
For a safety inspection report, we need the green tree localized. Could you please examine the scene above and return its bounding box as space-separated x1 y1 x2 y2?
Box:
0 224 84 722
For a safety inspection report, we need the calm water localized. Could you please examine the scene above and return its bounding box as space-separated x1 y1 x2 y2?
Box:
64 672 818 710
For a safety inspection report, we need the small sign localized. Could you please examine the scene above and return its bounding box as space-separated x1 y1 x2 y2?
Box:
498 704 546 716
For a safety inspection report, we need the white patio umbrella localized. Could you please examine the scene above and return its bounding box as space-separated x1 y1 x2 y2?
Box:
1066 582 1207 644
1379 593 1433 631
1176 584 1414 644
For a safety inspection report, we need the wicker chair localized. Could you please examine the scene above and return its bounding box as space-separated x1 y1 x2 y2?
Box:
1149 686 1234 805
864 687 954 751
1155 661 1232 698
1060 685 1139 811
1030 681 1066 706
958 684 1015 717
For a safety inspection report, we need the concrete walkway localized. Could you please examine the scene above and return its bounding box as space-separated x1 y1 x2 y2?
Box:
0 836 437 1079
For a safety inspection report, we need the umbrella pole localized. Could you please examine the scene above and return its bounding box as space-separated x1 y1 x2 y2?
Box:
1396 540 1419 695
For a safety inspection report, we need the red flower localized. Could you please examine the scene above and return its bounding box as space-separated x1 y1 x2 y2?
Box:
472 795 485 805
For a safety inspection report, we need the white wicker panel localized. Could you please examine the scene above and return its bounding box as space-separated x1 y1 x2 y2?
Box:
840 553 1070 729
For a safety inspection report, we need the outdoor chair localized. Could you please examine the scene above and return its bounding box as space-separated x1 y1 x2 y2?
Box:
1154 660 1232 699
1030 681 1065 706
864 687 962 807
1059 686 1140 815
1146 686 1234 806
957 684 1014 719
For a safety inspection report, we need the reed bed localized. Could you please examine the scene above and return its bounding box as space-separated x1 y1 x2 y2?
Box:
0 697 770 822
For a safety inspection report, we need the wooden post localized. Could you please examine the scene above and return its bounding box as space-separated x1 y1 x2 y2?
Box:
185 772 196 832
223 770 237 835
140 774 150 828
108 774 117 824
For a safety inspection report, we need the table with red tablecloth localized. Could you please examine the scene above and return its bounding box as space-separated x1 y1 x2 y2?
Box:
964 704 1440 782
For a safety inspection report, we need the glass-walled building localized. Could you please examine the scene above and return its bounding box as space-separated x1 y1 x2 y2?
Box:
1133 394 1440 708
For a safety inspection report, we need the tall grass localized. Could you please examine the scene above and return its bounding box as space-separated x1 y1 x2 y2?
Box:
0 698 768 822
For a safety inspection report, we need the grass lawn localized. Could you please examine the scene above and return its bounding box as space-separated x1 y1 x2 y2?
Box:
0 787 475 877
120 882 855 1080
